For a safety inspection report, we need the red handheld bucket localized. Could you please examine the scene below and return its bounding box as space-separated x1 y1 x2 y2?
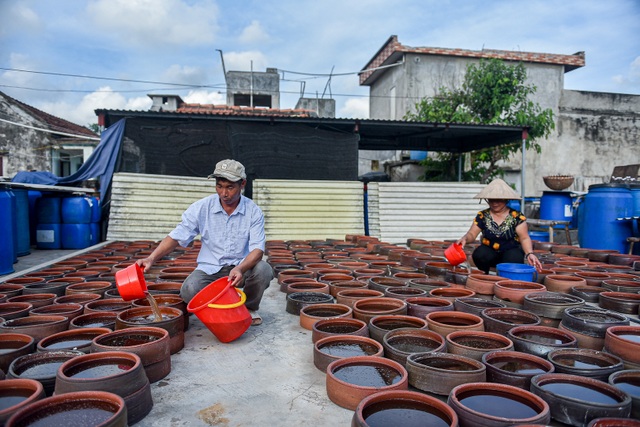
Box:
187 277 251 343
444 243 467 266
114 263 147 301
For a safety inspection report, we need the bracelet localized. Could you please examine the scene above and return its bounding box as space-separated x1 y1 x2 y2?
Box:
524 252 534 262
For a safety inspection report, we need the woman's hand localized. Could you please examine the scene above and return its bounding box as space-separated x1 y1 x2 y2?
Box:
525 253 543 271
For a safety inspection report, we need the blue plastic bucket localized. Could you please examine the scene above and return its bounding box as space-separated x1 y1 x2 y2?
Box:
62 196 92 224
496 263 537 282
529 231 549 242
578 183 633 254
36 223 61 249
61 223 91 249
36 196 61 224
0 189 15 275
540 191 573 228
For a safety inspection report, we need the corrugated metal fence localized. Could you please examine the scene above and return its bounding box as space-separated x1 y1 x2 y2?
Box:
107 173 486 244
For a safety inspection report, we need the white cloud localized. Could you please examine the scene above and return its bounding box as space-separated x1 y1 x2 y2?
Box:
2 53 38 86
0 3 41 37
183 90 225 105
339 97 369 119
223 51 269 72
238 20 269 44
162 64 210 86
85 0 219 48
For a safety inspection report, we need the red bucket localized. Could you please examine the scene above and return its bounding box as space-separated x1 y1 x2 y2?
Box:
444 243 467 266
114 263 147 301
186 277 251 343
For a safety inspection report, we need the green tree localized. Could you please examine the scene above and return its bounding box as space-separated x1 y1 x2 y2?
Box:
405 58 555 182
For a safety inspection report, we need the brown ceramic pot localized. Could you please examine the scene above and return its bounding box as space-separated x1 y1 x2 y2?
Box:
426 311 484 337
523 291 585 327
368 315 428 344
0 303 33 320
84 298 131 314
561 307 629 350
116 306 184 354
493 280 546 306
482 350 555 390
29 303 84 322
507 325 578 358
335 289 384 309
429 287 476 302
299 303 352 330
405 297 453 318
608 369 640 420
453 297 506 316
328 280 368 297
604 325 640 365
6 293 56 309
0 315 70 343
367 277 405 293
286 281 330 295
574 271 611 287
313 335 383 372
599 291 640 314
352 297 407 324
7 350 82 396
465 274 507 296
311 318 369 344
407 352 486 395
446 330 514 361
544 274 587 293
0 378 46 425
65 281 113 297
548 348 624 381
325 356 409 410
53 293 102 306
0 333 35 373
37 327 110 353
69 312 118 330
480 307 541 335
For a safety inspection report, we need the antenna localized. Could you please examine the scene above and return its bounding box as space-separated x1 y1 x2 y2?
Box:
216 49 227 84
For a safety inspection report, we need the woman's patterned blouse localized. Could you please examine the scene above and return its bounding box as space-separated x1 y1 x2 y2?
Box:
474 208 526 252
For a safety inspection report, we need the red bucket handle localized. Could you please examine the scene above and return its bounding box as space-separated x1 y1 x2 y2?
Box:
207 288 246 309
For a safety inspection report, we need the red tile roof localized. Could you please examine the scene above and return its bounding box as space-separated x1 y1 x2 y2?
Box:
1 91 97 138
175 103 316 118
360 35 586 85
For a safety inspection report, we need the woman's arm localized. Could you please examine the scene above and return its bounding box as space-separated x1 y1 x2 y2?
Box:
457 223 482 248
516 222 543 271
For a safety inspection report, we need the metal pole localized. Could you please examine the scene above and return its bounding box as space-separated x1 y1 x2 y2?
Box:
521 128 528 212
458 154 462 182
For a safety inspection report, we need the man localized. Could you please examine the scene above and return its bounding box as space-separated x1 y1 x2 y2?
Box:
137 159 273 325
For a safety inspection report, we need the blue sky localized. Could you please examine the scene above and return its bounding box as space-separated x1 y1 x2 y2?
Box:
1 0 638 128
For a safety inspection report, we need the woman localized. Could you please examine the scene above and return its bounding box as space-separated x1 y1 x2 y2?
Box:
456 178 542 274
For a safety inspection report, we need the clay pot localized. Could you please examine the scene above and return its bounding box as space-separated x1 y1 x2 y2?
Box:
278 276 315 293
560 307 629 350
7 350 83 396
383 286 427 300
91 326 171 383
507 325 578 358
426 311 484 336
407 278 452 293
0 378 46 425
446 330 513 361
480 307 541 335
116 306 184 354
483 349 555 390
22 282 69 297
493 280 546 306
587 418 640 427
0 285 24 299
530 373 632 426
0 303 33 320
317 273 354 285
53 293 102 306
37 327 110 353
604 325 640 366
84 298 132 314
429 287 476 302
367 277 405 293
65 281 113 297
544 274 587 293
368 315 428 343
313 335 383 372
286 281 330 295
352 297 407 323
453 297 505 316
299 303 351 330
448 382 551 427
147 282 182 295
523 291 585 327
571 285 607 303
132 293 189 331
0 333 35 373
608 369 640 420
574 271 612 287
70 312 118 330
352 390 459 427
328 280 367 297
335 289 383 308
325 356 409 410
29 302 84 322
465 274 506 296
311 318 369 344
0 315 70 343
6 293 56 309
406 352 486 395
54 351 152 425
405 297 453 318
285 292 334 315
599 291 640 314
548 348 624 381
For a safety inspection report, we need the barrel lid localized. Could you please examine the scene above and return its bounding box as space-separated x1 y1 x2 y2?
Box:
588 183 631 191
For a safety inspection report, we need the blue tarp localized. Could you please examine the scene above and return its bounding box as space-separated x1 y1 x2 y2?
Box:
12 119 126 201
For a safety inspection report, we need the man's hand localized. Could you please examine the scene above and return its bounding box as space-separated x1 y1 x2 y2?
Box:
228 266 244 287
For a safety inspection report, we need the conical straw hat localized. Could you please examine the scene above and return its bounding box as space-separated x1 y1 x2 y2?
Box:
473 178 521 200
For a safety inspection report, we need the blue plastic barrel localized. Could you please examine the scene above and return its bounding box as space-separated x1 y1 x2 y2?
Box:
0 188 15 275
89 222 100 246
28 190 42 245
13 189 31 257
36 223 61 249
529 231 549 242
7 190 17 263
578 183 633 253
507 199 521 212
540 191 573 228
630 184 640 216
36 196 61 224
496 263 537 282
409 151 428 160
89 197 101 223
61 223 91 249
61 196 92 224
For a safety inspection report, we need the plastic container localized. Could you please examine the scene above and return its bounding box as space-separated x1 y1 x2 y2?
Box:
35 223 61 250
0 189 15 275
578 183 633 254
7 190 17 262
89 222 100 246
114 264 147 301
444 243 467 266
529 231 549 242
12 189 30 257
540 191 573 227
60 223 91 249
36 196 61 224
61 196 92 224
89 196 101 222
186 277 251 343
27 190 41 245
496 263 537 282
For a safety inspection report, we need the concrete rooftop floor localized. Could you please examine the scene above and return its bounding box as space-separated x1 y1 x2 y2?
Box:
2 246 354 426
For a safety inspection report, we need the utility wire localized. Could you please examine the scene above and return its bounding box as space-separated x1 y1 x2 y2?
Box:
0 117 100 141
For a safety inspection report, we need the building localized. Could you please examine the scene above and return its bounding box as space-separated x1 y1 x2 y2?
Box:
0 91 99 178
359 35 640 195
